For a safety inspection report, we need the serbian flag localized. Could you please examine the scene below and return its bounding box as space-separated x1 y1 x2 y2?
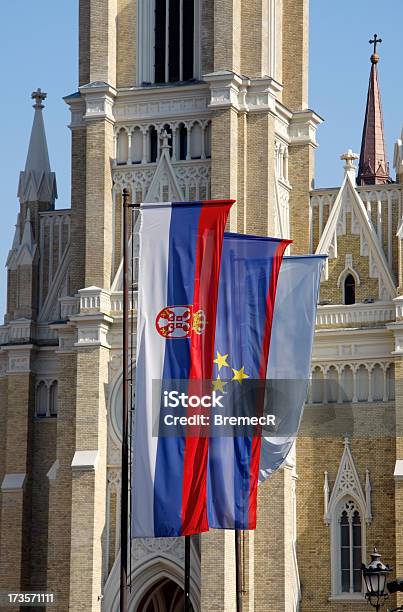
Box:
259 254 325 481
132 200 233 538
207 232 290 530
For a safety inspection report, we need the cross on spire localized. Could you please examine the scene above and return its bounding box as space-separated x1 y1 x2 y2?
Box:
369 34 382 64
31 88 47 110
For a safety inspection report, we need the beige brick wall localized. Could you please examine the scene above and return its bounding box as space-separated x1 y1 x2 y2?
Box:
289 143 315 254
214 0 241 73
0 372 34 594
117 0 136 87
282 0 308 111
47 350 77 610
320 228 380 304
297 432 396 612
69 345 109 611
84 121 115 289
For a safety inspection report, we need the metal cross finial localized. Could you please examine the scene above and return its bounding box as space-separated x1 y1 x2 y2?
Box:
369 34 382 63
370 34 382 54
31 88 47 110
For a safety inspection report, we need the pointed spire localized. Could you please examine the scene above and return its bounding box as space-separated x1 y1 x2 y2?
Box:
357 36 391 186
17 89 57 205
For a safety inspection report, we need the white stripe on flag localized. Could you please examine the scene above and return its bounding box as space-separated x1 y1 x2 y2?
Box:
133 203 172 537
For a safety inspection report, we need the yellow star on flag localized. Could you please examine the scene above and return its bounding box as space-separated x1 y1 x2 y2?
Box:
214 351 229 371
232 366 250 384
212 375 227 393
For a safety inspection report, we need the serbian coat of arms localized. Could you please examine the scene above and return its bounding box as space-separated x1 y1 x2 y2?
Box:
155 305 206 339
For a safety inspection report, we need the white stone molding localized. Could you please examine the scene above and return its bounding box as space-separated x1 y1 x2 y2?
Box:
325 439 369 599
78 286 111 314
1 473 26 492
47 460 59 482
6 345 33 374
145 139 184 202
394 460 403 480
59 296 80 319
71 450 99 472
102 543 201 612
325 438 371 525
394 127 403 182
203 71 244 111
72 314 113 349
289 110 323 147
64 92 86 130
336 254 361 292
115 84 210 123
316 170 397 300
316 302 394 326
79 82 117 125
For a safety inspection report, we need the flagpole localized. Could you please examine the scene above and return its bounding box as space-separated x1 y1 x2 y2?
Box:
185 535 191 611
120 187 131 612
235 530 243 612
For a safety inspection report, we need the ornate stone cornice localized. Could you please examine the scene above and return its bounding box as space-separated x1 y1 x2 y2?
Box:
78 81 117 125
203 71 283 115
289 109 323 147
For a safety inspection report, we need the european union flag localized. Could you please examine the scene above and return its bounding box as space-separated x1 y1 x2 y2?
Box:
207 232 290 530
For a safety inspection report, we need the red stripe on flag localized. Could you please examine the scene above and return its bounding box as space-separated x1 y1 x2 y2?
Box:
181 200 233 535
248 238 291 529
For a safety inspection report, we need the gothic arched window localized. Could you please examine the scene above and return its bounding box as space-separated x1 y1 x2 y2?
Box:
154 0 196 84
344 274 356 305
340 501 362 593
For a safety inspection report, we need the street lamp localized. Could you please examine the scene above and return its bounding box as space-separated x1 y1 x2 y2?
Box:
362 548 391 611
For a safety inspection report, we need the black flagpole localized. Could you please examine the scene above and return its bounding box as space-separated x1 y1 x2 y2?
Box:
185 535 191 611
120 188 130 612
235 530 243 612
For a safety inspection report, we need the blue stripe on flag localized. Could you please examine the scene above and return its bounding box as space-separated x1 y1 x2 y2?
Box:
153 202 202 536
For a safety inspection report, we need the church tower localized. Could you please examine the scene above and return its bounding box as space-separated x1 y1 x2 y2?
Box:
0 1 321 611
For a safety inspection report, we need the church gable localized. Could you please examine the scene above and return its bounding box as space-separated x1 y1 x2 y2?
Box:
315 164 396 304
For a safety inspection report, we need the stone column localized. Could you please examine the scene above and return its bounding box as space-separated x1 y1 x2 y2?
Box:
0 346 34 594
68 289 112 611
288 111 322 254
46 327 78 611
78 84 116 290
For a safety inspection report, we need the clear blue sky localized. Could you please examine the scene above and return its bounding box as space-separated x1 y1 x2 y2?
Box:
0 0 402 320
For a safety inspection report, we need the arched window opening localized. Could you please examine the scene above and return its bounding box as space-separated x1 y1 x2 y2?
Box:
205 122 212 158
117 129 128 165
190 123 202 159
326 366 338 403
131 127 143 164
371 365 384 402
340 366 353 403
344 274 356 305
356 365 369 402
311 367 324 404
340 501 362 593
36 382 48 418
179 124 188 160
387 363 395 400
49 381 58 417
154 0 196 84
149 126 158 163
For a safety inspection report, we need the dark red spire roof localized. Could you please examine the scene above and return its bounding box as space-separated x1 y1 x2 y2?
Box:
357 36 391 186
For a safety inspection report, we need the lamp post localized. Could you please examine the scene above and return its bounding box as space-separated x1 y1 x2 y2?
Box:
362 548 391 611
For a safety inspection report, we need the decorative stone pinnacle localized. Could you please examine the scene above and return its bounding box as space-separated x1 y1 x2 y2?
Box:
160 128 172 150
369 33 382 64
343 436 350 448
341 150 359 177
31 88 47 110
